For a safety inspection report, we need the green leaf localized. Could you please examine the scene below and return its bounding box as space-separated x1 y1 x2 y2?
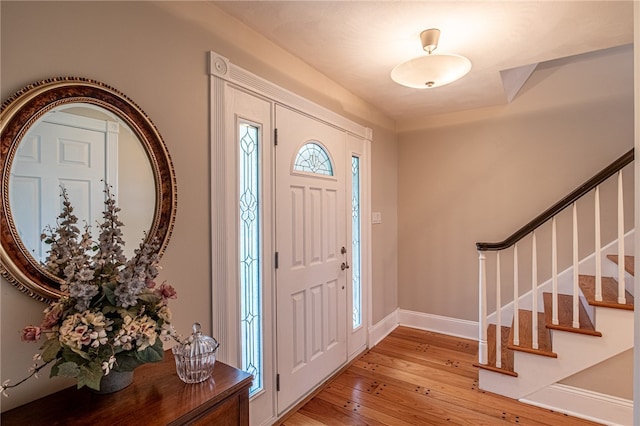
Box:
77 362 103 391
115 340 164 372
66 344 92 360
102 304 119 315
137 338 164 363
115 353 142 372
40 338 62 362
138 292 161 304
56 361 80 378
50 359 63 377
103 284 117 306
60 346 91 364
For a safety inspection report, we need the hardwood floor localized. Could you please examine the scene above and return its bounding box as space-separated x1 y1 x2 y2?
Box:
280 326 601 425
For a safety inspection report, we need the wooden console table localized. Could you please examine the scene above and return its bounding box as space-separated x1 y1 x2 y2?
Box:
1 351 252 425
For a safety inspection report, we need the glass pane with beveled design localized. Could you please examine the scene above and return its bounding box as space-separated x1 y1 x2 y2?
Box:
293 142 333 176
239 122 262 395
351 156 362 328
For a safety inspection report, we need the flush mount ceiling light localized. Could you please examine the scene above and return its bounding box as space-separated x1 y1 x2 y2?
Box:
391 28 472 89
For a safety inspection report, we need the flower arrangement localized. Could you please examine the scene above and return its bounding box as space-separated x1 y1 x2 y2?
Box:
1 185 177 394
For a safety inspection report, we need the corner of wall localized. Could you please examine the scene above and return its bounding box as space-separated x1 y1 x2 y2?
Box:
368 308 398 347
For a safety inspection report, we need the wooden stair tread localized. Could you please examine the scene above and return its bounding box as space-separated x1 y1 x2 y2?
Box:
475 324 517 377
542 293 601 336
508 310 557 358
579 275 634 310
606 254 634 276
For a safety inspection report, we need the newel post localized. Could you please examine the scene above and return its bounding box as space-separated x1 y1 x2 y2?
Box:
478 251 488 365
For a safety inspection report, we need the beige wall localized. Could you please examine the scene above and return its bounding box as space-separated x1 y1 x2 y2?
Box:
397 45 633 320
397 45 634 398
561 348 633 400
370 125 399 322
0 1 398 411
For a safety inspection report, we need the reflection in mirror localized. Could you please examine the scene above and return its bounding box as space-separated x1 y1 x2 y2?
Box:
9 104 155 262
0 77 176 302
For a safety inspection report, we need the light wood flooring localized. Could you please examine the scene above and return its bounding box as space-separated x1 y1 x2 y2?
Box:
279 326 602 425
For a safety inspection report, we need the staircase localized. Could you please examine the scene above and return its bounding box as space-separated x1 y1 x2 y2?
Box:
475 149 635 425
477 253 634 392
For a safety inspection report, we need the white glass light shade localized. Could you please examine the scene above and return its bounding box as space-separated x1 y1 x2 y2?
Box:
391 53 472 89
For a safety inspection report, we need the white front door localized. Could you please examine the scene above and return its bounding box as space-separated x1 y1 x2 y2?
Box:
275 105 348 414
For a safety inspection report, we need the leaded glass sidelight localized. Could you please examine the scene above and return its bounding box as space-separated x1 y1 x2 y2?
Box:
293 142 333 176
239 122 262 396
351 156 362 328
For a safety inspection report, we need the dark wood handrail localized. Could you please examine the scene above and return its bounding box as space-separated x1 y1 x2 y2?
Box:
476 148 634 251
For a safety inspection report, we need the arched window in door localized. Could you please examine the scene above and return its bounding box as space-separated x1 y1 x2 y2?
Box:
293 142 333 176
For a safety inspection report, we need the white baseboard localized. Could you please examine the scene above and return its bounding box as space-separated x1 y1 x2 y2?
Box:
521 384 633 426
368 309 398 347
398 309 478 341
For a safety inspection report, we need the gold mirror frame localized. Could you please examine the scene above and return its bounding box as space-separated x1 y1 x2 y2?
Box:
0 77 177 302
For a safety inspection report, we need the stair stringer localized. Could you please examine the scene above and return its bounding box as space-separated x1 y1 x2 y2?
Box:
478 306 633 400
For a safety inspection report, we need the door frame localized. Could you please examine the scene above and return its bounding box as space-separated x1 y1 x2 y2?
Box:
209 50 372 425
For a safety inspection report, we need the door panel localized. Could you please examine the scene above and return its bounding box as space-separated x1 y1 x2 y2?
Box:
275 105 347 414
10 116 110 262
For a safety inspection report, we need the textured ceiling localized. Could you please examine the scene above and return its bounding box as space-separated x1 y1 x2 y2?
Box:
214 1 634 121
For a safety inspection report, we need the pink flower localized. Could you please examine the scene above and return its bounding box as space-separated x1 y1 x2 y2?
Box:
41 303 63 329
156 282 177 301
21 326 41 342
146 279 156 289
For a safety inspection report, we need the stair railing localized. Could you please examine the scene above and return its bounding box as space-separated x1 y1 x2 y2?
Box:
476 148 634 367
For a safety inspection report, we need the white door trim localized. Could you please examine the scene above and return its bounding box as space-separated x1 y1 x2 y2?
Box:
208 51 372 141
209 50 373 426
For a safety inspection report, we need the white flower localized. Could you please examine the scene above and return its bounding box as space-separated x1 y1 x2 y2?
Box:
101 356 116 375
1 379 10 397
157 306 172 322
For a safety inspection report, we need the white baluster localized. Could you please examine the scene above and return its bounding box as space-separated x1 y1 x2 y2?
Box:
552 216 559 325
532 232 538 350
595 186 603 302
573 202 580 328
479 251 487 364
617 170 626 304
513 244 519 346
496 252 502 368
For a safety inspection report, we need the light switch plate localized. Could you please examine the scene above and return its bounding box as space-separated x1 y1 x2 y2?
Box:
372 211 382 224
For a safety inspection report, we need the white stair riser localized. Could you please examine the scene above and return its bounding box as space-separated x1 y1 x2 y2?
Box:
479 307 633 399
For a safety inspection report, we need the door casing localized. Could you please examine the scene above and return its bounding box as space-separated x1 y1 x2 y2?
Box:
209 50 372 426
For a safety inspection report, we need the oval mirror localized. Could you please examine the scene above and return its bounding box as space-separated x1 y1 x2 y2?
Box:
0 77 177 302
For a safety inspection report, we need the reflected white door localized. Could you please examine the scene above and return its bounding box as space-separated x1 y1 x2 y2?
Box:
275 105 347 414
9 112 116 262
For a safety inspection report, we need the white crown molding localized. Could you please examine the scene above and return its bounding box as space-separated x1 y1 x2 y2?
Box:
208 51 371 140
